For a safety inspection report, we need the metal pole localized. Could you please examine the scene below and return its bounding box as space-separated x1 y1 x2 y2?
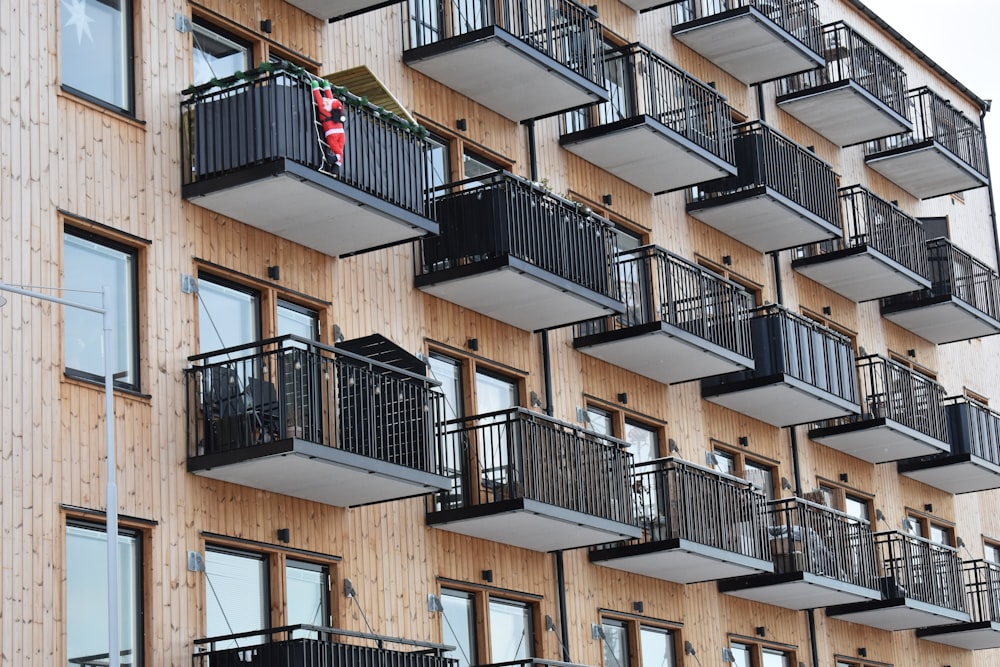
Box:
0 281 119 667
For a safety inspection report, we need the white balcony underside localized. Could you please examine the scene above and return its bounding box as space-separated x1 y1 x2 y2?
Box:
187 172 429 257
882 299 1000 344
419 266 618 332
919 623 1000 650
777 83 912 146
793 249 929 302
722 575 880 609
827 599 969 631
899 458 1000 494
406 36 602 121
594 540 773 584
284 0 391 19
811 420 949 464
673 12 822 84
561 122 733 193
577 325 753 384
866 144 988 199
705 379 858 427
689 193 839 252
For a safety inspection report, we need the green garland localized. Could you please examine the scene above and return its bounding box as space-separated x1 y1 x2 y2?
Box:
182 60 428 139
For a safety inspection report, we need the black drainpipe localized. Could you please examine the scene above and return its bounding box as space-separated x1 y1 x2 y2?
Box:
756 83 767 123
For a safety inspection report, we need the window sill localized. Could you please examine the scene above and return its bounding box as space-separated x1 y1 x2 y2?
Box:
63 371 152 402
58 86 147 130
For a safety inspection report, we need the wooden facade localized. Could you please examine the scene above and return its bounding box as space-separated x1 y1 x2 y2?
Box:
2 0 999 665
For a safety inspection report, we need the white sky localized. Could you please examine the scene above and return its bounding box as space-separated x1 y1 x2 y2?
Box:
859 0 999 177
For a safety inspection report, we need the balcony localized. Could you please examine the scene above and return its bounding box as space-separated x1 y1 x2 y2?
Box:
668 0 824 84
881 238 1000 344
865 87 989 199
792 185 930 302
701 305 860 427
181 66 437 257
897 397 1000 494
402 0 607 121
285 0 400 20
775 22 911 146
687 122 841 252
918 560 1000 650
427 407 642 551
573 246 755 384
560 43 736 194
192 625 456 667
809 355 949 464
827 532 969 630
590 457 773 583
415 172 624 331
718 497 881 609
185 335 451 507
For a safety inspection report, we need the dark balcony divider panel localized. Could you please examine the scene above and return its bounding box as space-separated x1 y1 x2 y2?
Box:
434 407 634 524
946 397 1000 462
875 532 966 611
182 69 433 219
962 560 1000 624
420 173 619 299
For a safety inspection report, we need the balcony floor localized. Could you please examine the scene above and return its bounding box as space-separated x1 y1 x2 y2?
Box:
427 498 642 552
881 295 1000 344
792 245 931 303
918 621 1000 650
403 27 607 121
865 140 989 199
776 80 912 147
284 0 398 19
574 320 754 384
688 188 841 253
590 537 773 584
560 116 736 194
184 159 438 257
898 453 1000 494
188 438 452 507
416 255 624 332
718 572 881 610
703 374 860 427
825 597 970 631
809 417 950 464
673 6 823 84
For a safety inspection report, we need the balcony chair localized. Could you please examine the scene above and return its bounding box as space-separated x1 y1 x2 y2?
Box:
245 377 282 444
202 366 247 454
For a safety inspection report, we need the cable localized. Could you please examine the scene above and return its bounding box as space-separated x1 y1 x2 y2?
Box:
205 572 241 649
438 607 474 667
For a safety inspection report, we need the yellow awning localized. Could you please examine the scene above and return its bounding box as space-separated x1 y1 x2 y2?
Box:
323 65 415 124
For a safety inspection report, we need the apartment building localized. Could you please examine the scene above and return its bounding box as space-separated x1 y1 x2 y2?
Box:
3 0 1000 666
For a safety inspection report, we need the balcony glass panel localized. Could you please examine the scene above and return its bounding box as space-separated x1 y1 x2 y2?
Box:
875 532 966 611
947 397 1000 462
434 407 634 524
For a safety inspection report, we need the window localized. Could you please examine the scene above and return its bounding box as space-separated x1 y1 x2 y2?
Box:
427 133 452 193
441 589 477 667
192 19 252 86
985 541 1000 564
602 619 629 667
587 405 614 437
61 0 134 112
816 480 872 523
286 560 331 636
437 587 536 664
277 300 320 344
696 257 763 307
64 228 139 389
197 276 260 357
463 150 502 188
711 443 777 500
66 520 143 666
905 510 955 545
489 598 533 661
728 640 794 667
598 615 678 667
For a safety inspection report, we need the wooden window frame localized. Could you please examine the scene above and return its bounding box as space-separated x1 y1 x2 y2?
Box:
598 611 682 667
438 582 541 663
727 636 797 666
711 440 779 499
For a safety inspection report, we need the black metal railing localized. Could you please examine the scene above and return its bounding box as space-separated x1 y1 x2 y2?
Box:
568 43 734 164
703 304 859 405
961 560 1000 624
866 87 988 178
575 245 753 358
812 355 948 442
69 650 133 666
419 171 620 299
434 407 634 525
777 22 908 119
193 625 457 667
670 0 823 56
767 497 878 589
795 185 929 279
875 532 966 611
945 396 1000 463
882 238 1000 321
689 122 840 227
185 335 443 474
404 0 604 85
609 457 771 560
181 65 434 219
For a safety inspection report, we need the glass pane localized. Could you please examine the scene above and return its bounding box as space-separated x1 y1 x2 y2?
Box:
192 21 251 86
745 460 774 501
205 549 268 648
477 371 519 496
587 406 614 437
198 278 259 358
601 620 628 667
61 0 131 110
441 590 477 667
985 543 1000 564
463 151 500 189
430 353 464 423
624 421 658 464
66 523 141 666
64 232 137 386
640 626 675 667
844 494 870 523
427 134 451 192
286 560 329 637
277 301 319 350
713 450 736 476
929 523 952 546
729 643 751 667
489 599 532 662
762 647 790 667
